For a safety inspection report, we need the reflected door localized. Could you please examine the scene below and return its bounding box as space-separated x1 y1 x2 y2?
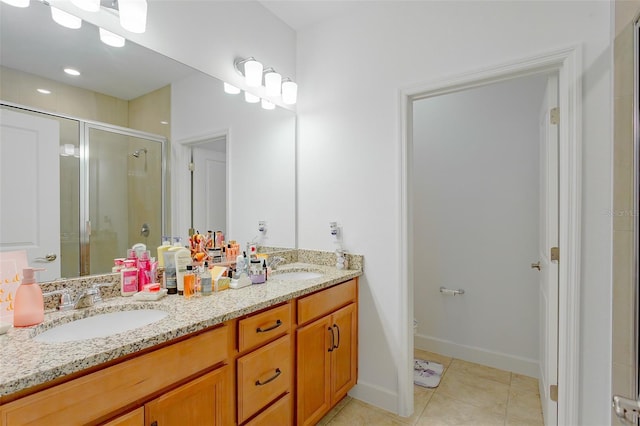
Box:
84 125 164 274
0 109 60 281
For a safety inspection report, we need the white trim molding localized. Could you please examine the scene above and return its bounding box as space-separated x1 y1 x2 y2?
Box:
398 45 582 424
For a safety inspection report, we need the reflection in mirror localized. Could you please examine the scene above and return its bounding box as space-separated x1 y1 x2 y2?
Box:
0 0 296 280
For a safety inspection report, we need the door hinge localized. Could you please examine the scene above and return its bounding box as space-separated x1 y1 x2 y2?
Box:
550 247 559 262
550 384 558 402
550 107 559 125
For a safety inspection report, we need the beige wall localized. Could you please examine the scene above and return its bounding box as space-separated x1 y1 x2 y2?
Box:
0 66 129 126
612 1 639 424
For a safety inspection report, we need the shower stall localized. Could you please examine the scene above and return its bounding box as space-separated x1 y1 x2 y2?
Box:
1 102 166 278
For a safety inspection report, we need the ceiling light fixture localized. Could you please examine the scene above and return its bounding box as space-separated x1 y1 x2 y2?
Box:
64 67 81 76
99 27 126 47
37 88 51 94
118 0 148 33
0 0 29 7
51 6 82 29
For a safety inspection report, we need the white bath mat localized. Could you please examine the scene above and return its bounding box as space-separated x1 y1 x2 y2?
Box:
414 358 443 388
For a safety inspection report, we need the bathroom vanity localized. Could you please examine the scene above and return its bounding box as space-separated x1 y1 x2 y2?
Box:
0 257 361 426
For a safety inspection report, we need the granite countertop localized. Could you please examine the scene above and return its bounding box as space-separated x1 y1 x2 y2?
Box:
0 261 361 398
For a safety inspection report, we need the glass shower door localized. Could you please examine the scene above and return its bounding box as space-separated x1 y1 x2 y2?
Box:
83 124 165 275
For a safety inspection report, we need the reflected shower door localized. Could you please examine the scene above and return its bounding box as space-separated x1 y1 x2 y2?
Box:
84 125 164 275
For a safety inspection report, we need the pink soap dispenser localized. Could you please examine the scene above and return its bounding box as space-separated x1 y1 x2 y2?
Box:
13 267 46 327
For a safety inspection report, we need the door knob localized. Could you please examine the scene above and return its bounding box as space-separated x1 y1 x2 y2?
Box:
531 261 541 271
35 253 57 262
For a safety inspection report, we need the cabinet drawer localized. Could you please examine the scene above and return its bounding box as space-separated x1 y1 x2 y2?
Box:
238 303 291 353
0 326 228 426
237 334 292 424
297 279 357 325
245 393 292 426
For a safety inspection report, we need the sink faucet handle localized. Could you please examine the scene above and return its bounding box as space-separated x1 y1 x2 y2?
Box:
90 282 112 303
43 289 73 311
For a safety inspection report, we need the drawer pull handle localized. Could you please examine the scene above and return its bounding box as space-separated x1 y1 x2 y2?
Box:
256 319 282 333
328 327 334 352
333 324 340 349
256 368 282 386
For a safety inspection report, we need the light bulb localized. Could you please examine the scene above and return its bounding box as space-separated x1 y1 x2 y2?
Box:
224 82 240 94
244 92 260 104
64 68 81 76
71 0 99 12
51 7 82 29
261 99 275 110
0 0 30 7
118 0 147 33
264 71 282 97
99 28 125 47
282 80 298 105
244 59 263 87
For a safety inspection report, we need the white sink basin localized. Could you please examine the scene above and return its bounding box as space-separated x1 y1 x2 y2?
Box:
271 271 324 281
34 309 168 343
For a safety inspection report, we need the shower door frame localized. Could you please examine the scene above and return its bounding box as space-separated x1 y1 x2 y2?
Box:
80 122 167 276
0 101 168 277
634 14 640 410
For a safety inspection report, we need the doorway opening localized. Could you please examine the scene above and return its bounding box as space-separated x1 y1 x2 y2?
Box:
399 47 582 425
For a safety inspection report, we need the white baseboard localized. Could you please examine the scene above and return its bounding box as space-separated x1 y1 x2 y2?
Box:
348 380 399 415
414 333 539 378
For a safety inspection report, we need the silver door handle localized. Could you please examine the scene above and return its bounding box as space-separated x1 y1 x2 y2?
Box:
531 261 541 271
613 395 640 424
35 253 57 262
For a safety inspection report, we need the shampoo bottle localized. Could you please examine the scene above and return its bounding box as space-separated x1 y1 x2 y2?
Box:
13 267 46 327
157 236 171 268
174 247 192 296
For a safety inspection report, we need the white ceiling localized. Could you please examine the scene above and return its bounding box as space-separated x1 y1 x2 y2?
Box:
0 1 196 100
258 0 364 31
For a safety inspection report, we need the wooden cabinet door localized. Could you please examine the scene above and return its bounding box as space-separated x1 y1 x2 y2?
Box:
296 316 332 426
330 303 357 405
102 408 144 426
145 366 231 426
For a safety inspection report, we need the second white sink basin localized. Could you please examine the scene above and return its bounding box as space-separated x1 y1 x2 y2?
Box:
271 271 324 281
34 309 168 343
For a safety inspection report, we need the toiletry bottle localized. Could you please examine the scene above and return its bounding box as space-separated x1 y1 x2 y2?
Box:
236 252 246 276
174 247 192 296
201 262 212 296
137 250 151 291
121 260 138 296
163 251 178 294
183 265 195 299
157 236 171 268
13 267 46 327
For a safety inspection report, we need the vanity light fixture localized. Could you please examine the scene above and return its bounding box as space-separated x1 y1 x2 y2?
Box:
223 82 241 94
264 68 282 97
0 0 29 7
244 91 260 104
261 99 275 110
281 78 298 105
99 28 125 47
118 0 148 34
64 67 81 76
51 6 82 29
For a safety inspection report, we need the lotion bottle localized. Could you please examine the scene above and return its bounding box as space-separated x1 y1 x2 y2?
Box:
13 267 46 327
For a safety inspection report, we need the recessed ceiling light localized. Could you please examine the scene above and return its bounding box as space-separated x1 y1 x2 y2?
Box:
37 89 51 94
64 68 81 76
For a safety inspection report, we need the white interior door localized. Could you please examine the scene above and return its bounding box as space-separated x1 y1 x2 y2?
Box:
192 141 226 235
0 109 61 281
538 74 559 426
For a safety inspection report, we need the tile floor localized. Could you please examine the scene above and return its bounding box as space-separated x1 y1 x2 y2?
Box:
317 349 544 426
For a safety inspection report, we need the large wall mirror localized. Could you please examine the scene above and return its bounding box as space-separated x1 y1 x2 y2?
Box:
0 1 296 281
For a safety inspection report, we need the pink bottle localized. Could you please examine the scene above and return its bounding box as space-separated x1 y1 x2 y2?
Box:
13 267 46 327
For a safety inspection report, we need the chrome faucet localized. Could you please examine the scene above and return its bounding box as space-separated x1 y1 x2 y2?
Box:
267 256 286 270
43 283 112 311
